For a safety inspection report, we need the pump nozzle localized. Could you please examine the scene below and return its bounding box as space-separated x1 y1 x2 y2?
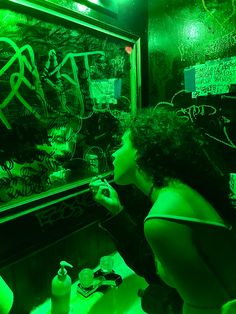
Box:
58 261 73 280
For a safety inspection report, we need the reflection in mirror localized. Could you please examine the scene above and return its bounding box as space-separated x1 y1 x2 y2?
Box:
0 4 138 208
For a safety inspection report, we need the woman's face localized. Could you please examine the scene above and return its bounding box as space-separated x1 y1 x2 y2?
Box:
112 130 138 185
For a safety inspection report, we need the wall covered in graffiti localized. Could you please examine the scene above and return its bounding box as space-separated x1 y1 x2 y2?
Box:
148 0 236 172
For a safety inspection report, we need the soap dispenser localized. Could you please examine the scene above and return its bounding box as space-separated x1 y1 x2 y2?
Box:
51 261 73 314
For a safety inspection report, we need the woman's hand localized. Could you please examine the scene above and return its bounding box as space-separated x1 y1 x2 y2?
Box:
89 176 124 215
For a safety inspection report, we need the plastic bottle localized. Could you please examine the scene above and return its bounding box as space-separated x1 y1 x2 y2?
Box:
51 261 73 314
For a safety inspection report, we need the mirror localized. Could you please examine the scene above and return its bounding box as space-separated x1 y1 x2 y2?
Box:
0 0 141 219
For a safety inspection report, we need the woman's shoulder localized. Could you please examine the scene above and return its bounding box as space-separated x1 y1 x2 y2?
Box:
149 186 193 217
148 183 226 225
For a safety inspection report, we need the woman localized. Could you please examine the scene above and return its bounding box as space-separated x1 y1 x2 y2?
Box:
90 107 236 314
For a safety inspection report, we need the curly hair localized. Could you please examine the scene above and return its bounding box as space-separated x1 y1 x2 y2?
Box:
119 107 235 225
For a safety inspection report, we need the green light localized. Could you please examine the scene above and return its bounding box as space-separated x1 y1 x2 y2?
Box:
183 21 205 41
76 3 91 13
88 0 99 4
189 25 199 38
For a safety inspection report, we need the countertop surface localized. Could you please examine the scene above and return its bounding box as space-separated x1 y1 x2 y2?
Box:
30 252 148 314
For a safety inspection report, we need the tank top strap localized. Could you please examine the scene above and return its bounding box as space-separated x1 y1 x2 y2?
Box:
144 214 231 230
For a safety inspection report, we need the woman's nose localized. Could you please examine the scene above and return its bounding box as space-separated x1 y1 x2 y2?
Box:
111 150 117 161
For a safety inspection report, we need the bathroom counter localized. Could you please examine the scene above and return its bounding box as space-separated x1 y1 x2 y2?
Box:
30 252 148 314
